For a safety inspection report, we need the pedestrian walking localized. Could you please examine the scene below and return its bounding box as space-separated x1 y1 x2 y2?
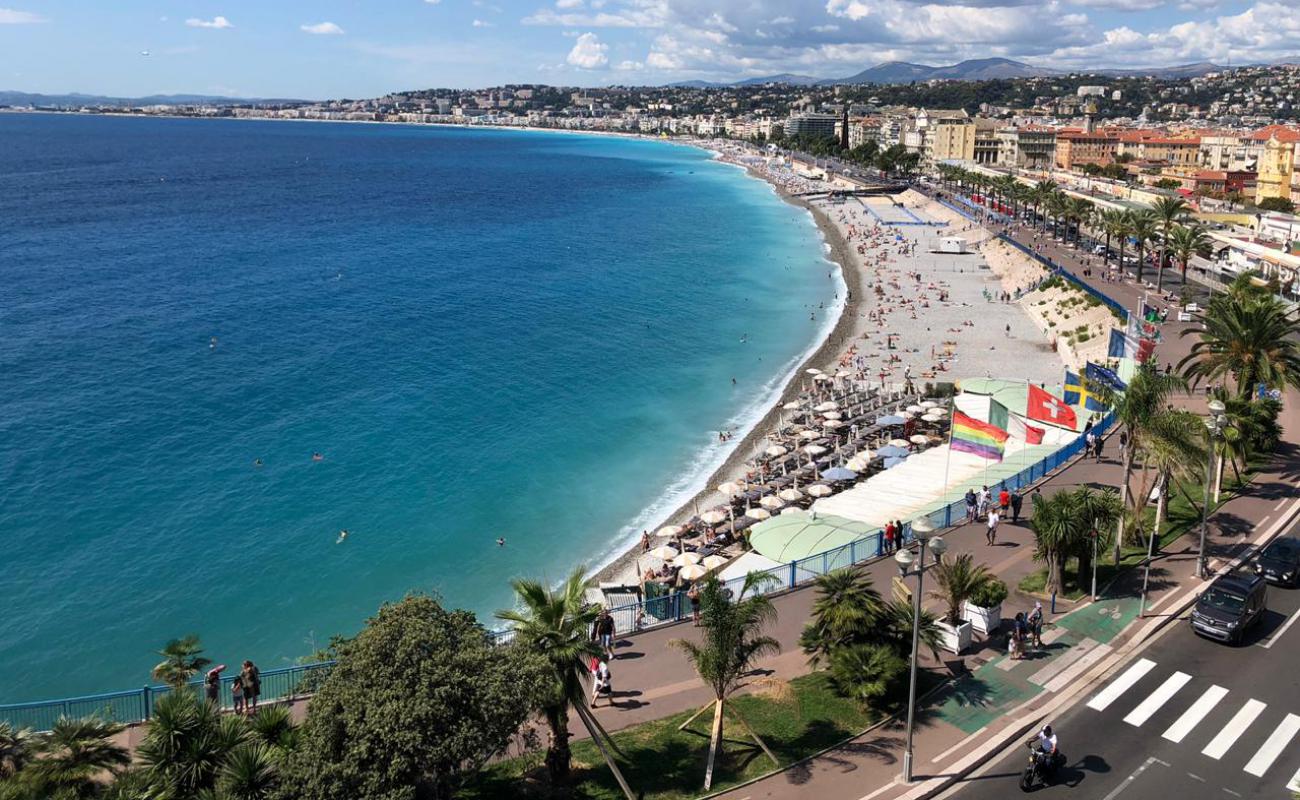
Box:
1094 434 1104 461
640 530 650 552
987 508 1000 545
1085 431 1096 455
240 660 260 716
998 486 1010 514
977 485 991 520
1029 601 1044 648
687 583 701 625
1010 489 1023 523
592 608 616 660
231 675 244 715
964 488 977 522
1012 613 1027 659
883 520 896 554
590 658 613 708
1119 429 1128 451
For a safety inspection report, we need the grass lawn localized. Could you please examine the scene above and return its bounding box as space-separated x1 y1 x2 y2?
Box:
1018 464 1258 600
461 671 904 800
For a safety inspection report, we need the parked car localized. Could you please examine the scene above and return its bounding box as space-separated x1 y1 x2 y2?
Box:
1092 245 1107 255
1191 573 1267 644
1255 536 1300 587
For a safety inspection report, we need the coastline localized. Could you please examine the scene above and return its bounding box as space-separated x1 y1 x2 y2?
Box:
592 160 865 585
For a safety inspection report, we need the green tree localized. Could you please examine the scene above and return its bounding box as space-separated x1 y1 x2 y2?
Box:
135 691 257 798
799 568 884 668
1257 197 1296 213
19 717 129 800
495 567 602 790
672 573 781 790
277 594 549 800
1110 365 1188 562
827 643 908 708
1167 223 1211 286
1128 209 1158 285
1150 196 1190 291
1029 489 1120 595
0 723 33 780
929 553 994 626
151 635 211 691
1179 290 1300 398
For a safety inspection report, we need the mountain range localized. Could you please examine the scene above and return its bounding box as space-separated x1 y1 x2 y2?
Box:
672 57 1237 88
0 90 308 107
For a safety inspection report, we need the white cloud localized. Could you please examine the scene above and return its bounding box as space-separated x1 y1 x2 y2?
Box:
1070 0 1162 9
0 7 46 23
301 21 345 35
472 18 494 26
185 15 233 29
566 31 610 67
616 59 645 69
557 0 584 7
424 0 441 4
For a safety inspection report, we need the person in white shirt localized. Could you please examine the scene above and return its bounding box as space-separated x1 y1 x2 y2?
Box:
1036 725 1058 756
986 509 1000 546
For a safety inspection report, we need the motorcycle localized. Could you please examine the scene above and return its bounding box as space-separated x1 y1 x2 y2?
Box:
1020 742 1065 792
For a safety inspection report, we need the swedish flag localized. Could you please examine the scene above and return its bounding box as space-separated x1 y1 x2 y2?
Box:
1063 371 1107 412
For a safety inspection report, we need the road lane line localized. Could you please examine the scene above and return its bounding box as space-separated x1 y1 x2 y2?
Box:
1242 713 1300 777
1029 637 1098 686
1163 685 1229 743
1288 764 1300 793
1101 756 1168 800
1258 607 1300 649
1124 671 1192 726
1088 658 1157 711
1202 699 1267 760
1043 642 1112 693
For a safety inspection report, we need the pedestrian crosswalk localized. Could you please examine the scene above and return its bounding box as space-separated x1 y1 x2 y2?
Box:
1085 658 1300 790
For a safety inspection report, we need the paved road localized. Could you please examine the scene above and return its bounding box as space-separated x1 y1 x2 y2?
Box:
943 529 1300 800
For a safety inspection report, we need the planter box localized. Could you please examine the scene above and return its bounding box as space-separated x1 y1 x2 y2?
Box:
963 601 1002 636
936 620 973 654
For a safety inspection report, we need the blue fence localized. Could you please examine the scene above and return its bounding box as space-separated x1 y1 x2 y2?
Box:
0 661 335 733
494 411 1114 647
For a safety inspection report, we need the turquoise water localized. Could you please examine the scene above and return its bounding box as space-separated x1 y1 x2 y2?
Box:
0 114 841 700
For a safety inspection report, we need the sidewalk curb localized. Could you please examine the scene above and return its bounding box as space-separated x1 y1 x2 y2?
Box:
898 493 1300 800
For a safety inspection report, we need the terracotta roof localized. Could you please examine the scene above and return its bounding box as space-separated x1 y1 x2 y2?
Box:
1248 124 1300 143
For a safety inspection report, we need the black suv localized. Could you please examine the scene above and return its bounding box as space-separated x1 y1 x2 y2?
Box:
1255 536 1300 587
1191 573 1267 644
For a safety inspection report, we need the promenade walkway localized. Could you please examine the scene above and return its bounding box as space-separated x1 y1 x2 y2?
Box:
576 190 1300 800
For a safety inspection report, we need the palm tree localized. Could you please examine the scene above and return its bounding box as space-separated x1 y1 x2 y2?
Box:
216 743 279 800
1129 210 1159 285
1031 180 1058 232
495 566 601 788
827 642 908 709
799 568 884 667
1151 196 1191 291
1131 411 1208 539
136 690 255 798
1109 365 1188 563
1068 197 1095 244
152 635 211 691
1071 487 1123 590
1168 223 1211 286
1113 210 1134 274
1030 491 1077 596
0 722 34 780
1179 293 1300 397
672 573 781 790
23 717 129 799
929 554 994 626
1046 191 1068 240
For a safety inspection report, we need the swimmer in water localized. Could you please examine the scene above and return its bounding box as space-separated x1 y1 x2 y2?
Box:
336 529 349 544
496 537 506 547
253 458 263 467
210 336 217 350
312 452 323 462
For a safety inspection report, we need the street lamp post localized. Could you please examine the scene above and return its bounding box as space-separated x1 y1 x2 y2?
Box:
1197 399 1227 579
895 518 946 784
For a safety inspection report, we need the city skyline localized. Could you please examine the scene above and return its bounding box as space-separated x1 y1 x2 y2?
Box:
2 1 1299 99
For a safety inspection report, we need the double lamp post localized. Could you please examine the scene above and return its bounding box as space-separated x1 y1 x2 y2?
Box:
893 517 946 784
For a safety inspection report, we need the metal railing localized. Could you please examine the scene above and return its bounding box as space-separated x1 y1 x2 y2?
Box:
0 661 335 733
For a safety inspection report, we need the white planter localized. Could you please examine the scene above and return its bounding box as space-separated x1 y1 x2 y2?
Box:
963 601 1002 635
936 620 973 654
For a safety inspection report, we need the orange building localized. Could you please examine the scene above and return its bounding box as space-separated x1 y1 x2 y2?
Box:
1055 131 1118 170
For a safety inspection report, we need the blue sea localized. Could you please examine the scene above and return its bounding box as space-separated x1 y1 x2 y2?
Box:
0 114 840 701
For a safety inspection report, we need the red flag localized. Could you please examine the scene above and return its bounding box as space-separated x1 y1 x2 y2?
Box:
1026 384 1077 429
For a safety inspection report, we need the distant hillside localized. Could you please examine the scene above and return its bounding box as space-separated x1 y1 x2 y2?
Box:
0 90 308 107
822 61 936 85
929 58 1058 81
1089 62 1223 79
733 73 823 87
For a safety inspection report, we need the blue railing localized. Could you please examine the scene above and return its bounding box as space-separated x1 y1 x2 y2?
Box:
494 410 1114 647
0 661 335 733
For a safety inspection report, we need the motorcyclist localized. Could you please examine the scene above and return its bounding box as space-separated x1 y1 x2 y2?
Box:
1035 725 1060 767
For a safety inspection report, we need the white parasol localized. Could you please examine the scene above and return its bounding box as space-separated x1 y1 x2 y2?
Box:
656 524 684 538
906 404 925 413
806 484 833 497
909 434 929 445
700 510 728 525
920 400 938 409
803 444 828 455
647 545 679 561
701 555 729 570
823 420 846 429
821 410 843 420
759 495 786 510
783 401 804 411
814 401 840 412
889 438 910 448
765 445 789 457
672 551 702 567
799 429 822 440
778 487 804 502
717 481 742 496
745 507 772 521
678 564 709 581
805 368 823 375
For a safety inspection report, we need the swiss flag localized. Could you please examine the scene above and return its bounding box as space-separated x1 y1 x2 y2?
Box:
1026 384 1078 429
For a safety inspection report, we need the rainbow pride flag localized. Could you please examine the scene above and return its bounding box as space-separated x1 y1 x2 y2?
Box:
951 410 1010 462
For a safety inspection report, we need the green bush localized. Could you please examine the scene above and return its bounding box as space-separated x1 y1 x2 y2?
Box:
970 579 1009 609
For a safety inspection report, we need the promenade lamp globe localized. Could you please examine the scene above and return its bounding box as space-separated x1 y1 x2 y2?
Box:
912 517 935 540
929 536 948 558
894 546 914 574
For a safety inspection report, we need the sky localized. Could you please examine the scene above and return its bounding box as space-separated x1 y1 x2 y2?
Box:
1 1 1298 98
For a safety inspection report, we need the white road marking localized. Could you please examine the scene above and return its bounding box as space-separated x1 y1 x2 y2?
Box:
1043 642 1113 693
1030 637 1099 686
1202 699 1267 760
1088 658 1157 711
1288 764 1300 793
1257 607 1300 650
1163 685 1229 743
1124 671 1192 726
1101 756 1169 800
858 778 899 800
1186 772 1205 782
1242 713 1300 777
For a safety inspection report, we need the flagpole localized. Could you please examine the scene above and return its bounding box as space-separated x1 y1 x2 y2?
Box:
941 393 956 510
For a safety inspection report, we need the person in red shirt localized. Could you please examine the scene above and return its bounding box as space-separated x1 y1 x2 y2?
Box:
999 487 1010 514
883 521 896 553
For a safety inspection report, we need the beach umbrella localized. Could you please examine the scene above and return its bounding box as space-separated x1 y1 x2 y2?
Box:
814 373 834 382
846 456 871 472
799 430 822 440
884 456 907 469
922 412 943 422
656 524 684 538
745 507 772 521
823 466 858 481
821 410 843 420
889 438 910 448
931 407 948 416
802 444 828 455
814 401 839 412
700 509 728 525
648 545 679 561
909 434 929 445
835 369 853 378
765 445 789 457
906 404 924 413
877 414 906 425
778 487 804 502
673 551 702 567
876 445 909 458
701 555 729 570
783 401 804 411
806 484 833 497
717 481 742 496
822 420 846 429
759 495 786 510
805 368 822 375
678 564 709 581
920 400 939 409
899 411 914 420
